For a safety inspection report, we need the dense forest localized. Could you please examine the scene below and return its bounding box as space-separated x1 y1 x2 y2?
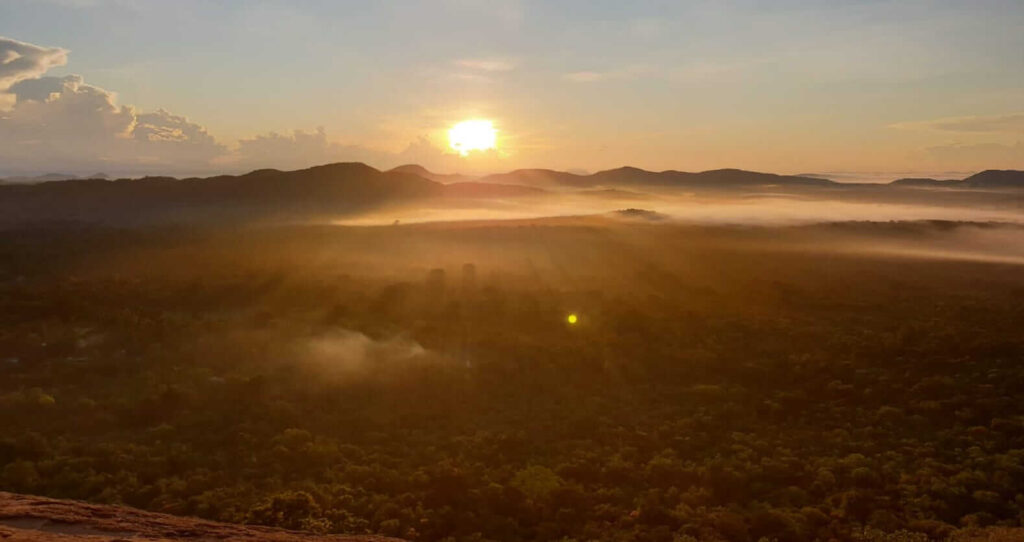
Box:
1 220 1023 542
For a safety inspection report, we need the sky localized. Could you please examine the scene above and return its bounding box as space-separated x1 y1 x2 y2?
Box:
1 0 1023 178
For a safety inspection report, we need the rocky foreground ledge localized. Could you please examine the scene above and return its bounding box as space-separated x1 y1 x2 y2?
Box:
0 493 401 542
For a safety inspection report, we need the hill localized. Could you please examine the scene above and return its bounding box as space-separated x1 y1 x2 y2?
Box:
963 169 1024 188
889 177 962 187
388 164 475 184
479 166 835 190
0 173 108 184
2 162 1021 228
478 168 591 189
0 492 399 542
890 169 1024 189
0 163 443 226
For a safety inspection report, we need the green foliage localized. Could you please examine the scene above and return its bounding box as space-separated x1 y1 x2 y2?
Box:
510 466 562 502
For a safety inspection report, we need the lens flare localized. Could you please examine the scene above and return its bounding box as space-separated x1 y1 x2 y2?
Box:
448 119 497 156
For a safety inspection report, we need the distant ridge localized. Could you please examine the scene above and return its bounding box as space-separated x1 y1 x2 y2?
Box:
388 164 475 184
1 162 1021 227
889 177 963 188
479 168 590 189
480 166 835 189
0 172 109 184
890 170 1024 189
0 162 444 225
963 169 1024 188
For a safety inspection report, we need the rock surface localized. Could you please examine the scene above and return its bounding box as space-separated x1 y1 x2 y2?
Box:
0 492 401 542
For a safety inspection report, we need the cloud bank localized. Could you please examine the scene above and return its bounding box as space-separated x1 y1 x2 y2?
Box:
0 37 225 175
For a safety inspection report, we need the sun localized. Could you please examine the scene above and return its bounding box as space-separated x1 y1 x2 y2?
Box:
567 313 578 325
448 119 497 156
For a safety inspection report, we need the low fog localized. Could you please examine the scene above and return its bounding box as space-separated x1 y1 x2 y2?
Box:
336 190 1024 228
305 330 434 378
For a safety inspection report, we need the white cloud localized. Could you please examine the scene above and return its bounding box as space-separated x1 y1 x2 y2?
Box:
2 75 135 142
231 129 506 175
233 127 384 170
0 36 509 176
0 37 68 98
0 36 224 175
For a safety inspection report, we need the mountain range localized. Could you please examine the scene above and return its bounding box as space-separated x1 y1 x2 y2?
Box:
889 170 1024 189
0 173 108 184
0 163 1021 226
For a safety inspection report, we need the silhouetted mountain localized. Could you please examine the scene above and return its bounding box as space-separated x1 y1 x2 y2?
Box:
1 172 110 184
589 166 675 186
890 177 962 187
890 170 1024 189
3 162 1020 228
389 164 475 184
686 168 836 187
963 170 1024 188
481 166 835 190
0 162 443 226
1 173 76 184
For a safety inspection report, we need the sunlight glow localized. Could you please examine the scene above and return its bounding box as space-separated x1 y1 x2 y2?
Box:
448 119 497 156
567 313 578 325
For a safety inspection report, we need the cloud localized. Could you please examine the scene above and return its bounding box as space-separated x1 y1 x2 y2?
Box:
131 109 224 163
563 65 653 83
231 129 504 174
0 75 226 173
0 36 510 176
564 71 609 83
0 36 224 175
233 127 389 170
892 113 1024 134
454 58 517 72
0 37 68 97
3 75 135 140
